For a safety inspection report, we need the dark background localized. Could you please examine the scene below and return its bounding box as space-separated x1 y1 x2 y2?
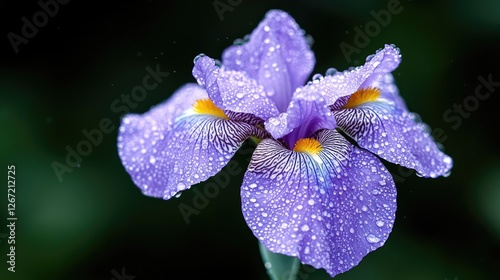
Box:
1 0 499 279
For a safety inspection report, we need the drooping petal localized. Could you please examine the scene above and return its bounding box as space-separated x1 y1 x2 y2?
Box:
222 9 315 112
193 55 280 120
265 87 336 148
310 44 401 106
241 130 396 278
333 99 452 178
118 84 266 200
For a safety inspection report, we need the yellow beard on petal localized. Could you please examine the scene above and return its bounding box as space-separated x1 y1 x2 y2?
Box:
293 138 323 164
343 87 381 109
192 99 228 119
294 138 323 154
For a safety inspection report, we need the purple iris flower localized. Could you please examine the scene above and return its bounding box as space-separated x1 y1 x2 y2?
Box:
117 83 267 199
118 9 453 279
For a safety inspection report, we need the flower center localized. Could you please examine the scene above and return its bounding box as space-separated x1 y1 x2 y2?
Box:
343 87 381 108
293 138 323 155
193 99 228 119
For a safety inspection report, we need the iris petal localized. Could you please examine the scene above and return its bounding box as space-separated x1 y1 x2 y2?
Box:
222 9 315 112
241 130 396 278
334 99 452 178
118 84 265 200
307 44 401 107
193 56 280 120
265 87 336 148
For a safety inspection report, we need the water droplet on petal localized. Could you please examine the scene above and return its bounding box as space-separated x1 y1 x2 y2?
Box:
193 53 205 63
366 234 380 243
177 182 186 191
312 73 323 80
325 67 337 76
269 118 280 126
233 38 245 45
149 156 156 164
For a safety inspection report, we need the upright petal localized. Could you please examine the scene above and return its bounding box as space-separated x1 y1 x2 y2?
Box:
193 55 279 120
222 9 315 112
265 87 337 148
241 130 396 278
333 97 452 178
311 44 401 106
118 84 265 200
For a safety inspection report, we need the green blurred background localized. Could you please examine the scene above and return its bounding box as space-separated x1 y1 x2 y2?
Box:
1 0 499 279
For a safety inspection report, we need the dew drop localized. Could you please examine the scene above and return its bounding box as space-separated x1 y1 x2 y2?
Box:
366 234 380 243
193 53 205 63
264 261 272 269
312 73 323 80
233 38 245 45
376 221 385 227
325 67 337 76
149 156 156 164
269 118 280 126
304 246 310 254
177 182 186 191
